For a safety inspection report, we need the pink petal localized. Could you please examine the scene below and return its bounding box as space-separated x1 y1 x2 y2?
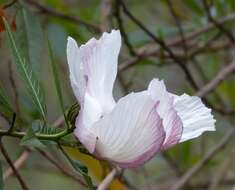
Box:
148 79 183 150
79 30 121 113
92 92 165 168
69 31 122 152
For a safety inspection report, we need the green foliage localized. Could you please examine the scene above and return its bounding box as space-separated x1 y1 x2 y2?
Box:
15 7 44 74
48 40 68 127
59 145 94 189
0 84 12 114
0 85 12 111
70 159 93 189
183 0 204 15
20 124 46 148
37 125 64 135
0 84 13 123
3 17 47 121
1 0 235 189
0 161 4 190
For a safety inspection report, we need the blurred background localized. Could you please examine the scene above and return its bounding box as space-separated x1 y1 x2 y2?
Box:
0 0 235 189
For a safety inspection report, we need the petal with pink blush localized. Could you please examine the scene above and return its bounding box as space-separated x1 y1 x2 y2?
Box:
79 30 121 113
67 30 216 168
93 92 165 168
68 31 122 152
148 79 183 150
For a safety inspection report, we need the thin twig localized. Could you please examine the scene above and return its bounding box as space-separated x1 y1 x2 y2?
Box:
196 61 235 97
170 129 234 190
7 113 16 133
119 175 139 190
3 148 30 179
8 61 20 113
119 0 199 90
210 106 235 116
3 115 65 179
166 0 188 58
97 168 118 190
100 0 113 32
36 148 87 187
119 12 235 72
118 39 232 71
23 0 101 33
162 152 183 177
114 0 137 56
2 0 17 9
208 156 232 190
0 138 29 190
202 0 235 43
192 58 235 116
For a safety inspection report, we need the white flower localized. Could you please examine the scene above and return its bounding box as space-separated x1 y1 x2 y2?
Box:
67 30 216 168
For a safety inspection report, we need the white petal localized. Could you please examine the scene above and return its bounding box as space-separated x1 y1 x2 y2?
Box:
148 79 183 149
69 31 122 153
93 92 165 168
74 112 97 153
173 94 216 143
67 37 86 103
80 30 121 113
74 93 103 153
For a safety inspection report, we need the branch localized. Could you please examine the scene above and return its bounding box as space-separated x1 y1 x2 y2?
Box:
3 148 30 179
23 0 101 33
8 61 20 114
119 175 139 190
119 0 199 90
170 129 234 190
119 12 235 71
2 0 17 9
118 39 232 71
202 0 235 43
114 0 137 56
196 61 235 97
100 0 113 32
209 106 235 116
166 0 187 57
0 138 29 190
97 168 118 190
208 156 232 190
162 152 183 177
36 148 87 187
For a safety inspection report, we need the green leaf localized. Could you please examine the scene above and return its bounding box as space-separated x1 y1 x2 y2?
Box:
58 145 94 189
0 84 12 113
48 40 68 127
32 120 63 135
15 7 44 74
228 0 235 11
0 161 4 190
72 159 88 174
3 17 47 121
71 161 93 189
183 0 204 15
20 124 46 148
0 84 13 122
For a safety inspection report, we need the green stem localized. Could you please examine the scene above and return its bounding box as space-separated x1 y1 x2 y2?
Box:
0 127 73 141
0 127 85 151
